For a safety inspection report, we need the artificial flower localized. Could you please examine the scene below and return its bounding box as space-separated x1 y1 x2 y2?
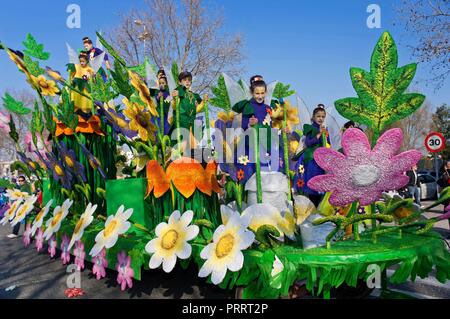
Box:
116 251 134 291
57 141 87 182
74 241 86 270
35 228 44 252
64 288 85 298
48 235 57 258
198 213 255 285
34 75 59 96
79 143 107 179
5 189 29 201
43 199 74 240
271 101 300 131
123 97 157 143
89 205 133 257
308 128 422 206
92 248 108 280
238 155 250 166
68 203 97 250
128 71 158 116
61 234 71 265
23 223 32 247
11 195 38 226
145 210 199 273
47 153 73 189
292 195 317 225
31 199 53 236
0 197 24 225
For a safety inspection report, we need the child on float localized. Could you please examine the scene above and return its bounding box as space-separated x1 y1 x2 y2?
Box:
294 104 330 206
150 69 171 135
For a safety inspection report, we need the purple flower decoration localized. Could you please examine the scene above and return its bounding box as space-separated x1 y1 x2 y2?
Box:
48 235 57 258
60 234 71 265
308 128 422 207
116 251 134 291
23 223 32 247
220 162 255 185
47 153 73 190
92 248 108 280
17 151 39 173
98 104 137 138
35 228 44 252
79 143 107 179
74 240 86 271
57 142 87 183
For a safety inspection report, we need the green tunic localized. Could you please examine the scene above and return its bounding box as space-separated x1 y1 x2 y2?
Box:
173 85 202 130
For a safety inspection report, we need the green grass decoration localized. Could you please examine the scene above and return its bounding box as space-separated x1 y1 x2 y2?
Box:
335 31 425 142
95 31 126 67
22 33 50 60
2 93 31 115
110 59 133 99
92 73 117 102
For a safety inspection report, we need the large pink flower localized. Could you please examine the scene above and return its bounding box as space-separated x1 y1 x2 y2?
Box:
35 228 44 252
48 235 57 258
308 128 422 207
60 234 71 265
92 248 108 280
116 251 134 291
23 223 32 247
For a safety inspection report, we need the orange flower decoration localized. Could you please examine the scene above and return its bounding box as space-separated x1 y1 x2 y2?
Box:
296 179 305 188
146 157 222 199
237 169 245 181
54 115 105 137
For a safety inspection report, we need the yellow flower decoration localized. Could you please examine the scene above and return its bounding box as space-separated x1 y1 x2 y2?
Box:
271 101 300 130
128 71 158 117
123 98 157 143
34 75 59 96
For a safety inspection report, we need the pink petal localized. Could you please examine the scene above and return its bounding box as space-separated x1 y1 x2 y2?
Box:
390 150 422 173
313 148 346 172
359 191 383 206
372 128 403 158
380 174 410 191
342 128 371 159
307 175 337 193
329 189 360 207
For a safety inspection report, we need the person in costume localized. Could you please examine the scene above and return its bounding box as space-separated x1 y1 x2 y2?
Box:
170 71 208 153
68 52 95 116
83 37 110 70
294 104 330 206
150 69 171 135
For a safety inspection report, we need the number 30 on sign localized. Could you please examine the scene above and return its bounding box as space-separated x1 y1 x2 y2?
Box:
425 132 446 153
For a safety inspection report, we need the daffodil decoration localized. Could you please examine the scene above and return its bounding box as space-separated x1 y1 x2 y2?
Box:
123 97 157 143
68 203 98 250
43 199 73 241
33 75 59 96
89 205 133 257
5 189 29 201
0 197 24 225
31 199 53 236
198 212 255 285
145 210 199 273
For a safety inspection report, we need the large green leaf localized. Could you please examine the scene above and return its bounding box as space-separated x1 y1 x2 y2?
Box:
110 59 133 99
2 93 31 115
334 31 425 138
272 82 295 100
95 31 126 67
22 34 50 60
91 73 117 102
210 74 231 111
59 90 78 131
23 55 44 77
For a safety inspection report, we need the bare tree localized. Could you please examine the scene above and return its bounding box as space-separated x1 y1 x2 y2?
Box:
107 0 244 92
396 0 450 90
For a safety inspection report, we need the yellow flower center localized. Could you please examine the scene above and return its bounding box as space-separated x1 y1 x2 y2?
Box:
65 156 74 168
74 217 85 234
394 207 411 219
161 229 179 250
36 209 45 222
38 78 49 89
104 219 118 238
55 165 64 176
215 234 235 259
30 162 37 170
17 204 30 218
115 117 128 128
51 209 64 227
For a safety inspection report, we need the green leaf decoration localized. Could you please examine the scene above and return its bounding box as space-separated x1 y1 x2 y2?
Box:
334 31 425 139
30 101 44 147
59 90 78 131
7 116 19 143
95 31 126 67
272 82 296 100
127 58 149 79
210 74 231 111
22 34 50 60
110 59 133 99
91 73 117 102
171 62 179 84
255 225 281 249
2 93 31 115
0 178 15 189
23 55 44 77
40 97 55 134
11 161 31 177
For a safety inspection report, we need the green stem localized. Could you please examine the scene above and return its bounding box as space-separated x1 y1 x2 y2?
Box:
175 96 182 154
254 126 263 203
282 105 291 201
204 101 211 149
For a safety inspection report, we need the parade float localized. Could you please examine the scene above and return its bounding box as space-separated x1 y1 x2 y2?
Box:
0 31 449 299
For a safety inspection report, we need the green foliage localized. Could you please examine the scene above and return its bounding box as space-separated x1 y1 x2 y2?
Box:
22 34 50 60
95 31 126 67
127 58 149 79
23 55 44 77
335 31 425 140
40 97 56 134
272 82 295 100
110 60 133 99
0 178 15 189
171 62 179 83
8 116 19 143
91 73 117 102
2 93 31 115
30 101 44 147
210 74 231 111
255 225 281 249
59 90 78 131
11 161 31 177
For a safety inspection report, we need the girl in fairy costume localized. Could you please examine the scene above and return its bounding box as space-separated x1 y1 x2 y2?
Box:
170 71 208 153
294 104 330 206
150 69 171 135
67 52 95 117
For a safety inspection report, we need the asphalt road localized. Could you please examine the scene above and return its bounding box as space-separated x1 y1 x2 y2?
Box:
0 201 448 299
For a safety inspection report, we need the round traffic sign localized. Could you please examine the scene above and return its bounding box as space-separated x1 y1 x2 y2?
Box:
424 132 446 153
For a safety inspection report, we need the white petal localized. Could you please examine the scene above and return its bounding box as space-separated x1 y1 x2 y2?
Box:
145 239 158 254
149 253 163 269
185 225 199 241
162 254 177 273
198 261 213 278
238 230 255 250
176 242 192 259
155 222 168 237
200 243 214 260
227 250 244 272
179 210 193 227
211 265 228 285
89 243 102 257
121 208 133 221
104 235 119 249
212 225 226 242
169 210 181 224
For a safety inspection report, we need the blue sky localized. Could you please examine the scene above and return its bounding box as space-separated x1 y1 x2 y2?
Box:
0 0 448 112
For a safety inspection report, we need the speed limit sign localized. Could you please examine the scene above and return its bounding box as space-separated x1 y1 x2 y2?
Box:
424 132 446 153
